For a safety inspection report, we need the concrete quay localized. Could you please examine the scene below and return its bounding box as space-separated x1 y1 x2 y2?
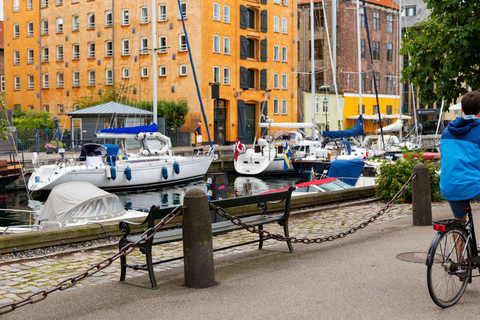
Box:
2 200 473 319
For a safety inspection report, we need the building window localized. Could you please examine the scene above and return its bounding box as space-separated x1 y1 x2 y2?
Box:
42 73 49 89
246 8 256 29
105 41 113 57
282 46 287 62
273 73 279 89
180 64 188 76
273 99 279 114
387 43 393 62
282 0 288 6
282 99 287 115
27 22 34 37
247 38 256 59
361 39 365 59
27 0 33 10
72 44 80 60
387 15 393 33
309 39 323 60
72 15 79 31
223 5 230 23
178 2 187 20
140 6 149 24
56 17 63 33
213 35 220 53
282 74 287 89
158 36 167 53
57 72 64 88
158 5 167 21
122 39 130 55
273 16 279 33
122 68 130 79
41 0 48 8
403 6 417 17
223 67 230 85
88 42 95 59
373 41 380 60
373 12 380 30
213 66 220 83
28 105 34 110
88 70 96 86
122 9 130 25
141 67 149 78
106 69 113 85
140 37 149 54
58 104 64 115
73 71 80 87
179 34 187 51
56 0 62 5
282 18 287 34
105 11 113 27
14 76 21 91
42 47 49 62
56 46 64 61
213 3 220 21
159 66 167 77
13 0 19 12
224 37 230 54
13 24 20 39
372 72 380 91
0 77 4 92
28 49 34 64
43 105 49 112
73 104 79 111
273 45 279 62
42 20 48 35
88 13 95 29
13 50 20 65
386 76 393 94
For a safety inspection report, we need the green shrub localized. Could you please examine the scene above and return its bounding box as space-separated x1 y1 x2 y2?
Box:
375 152 442 203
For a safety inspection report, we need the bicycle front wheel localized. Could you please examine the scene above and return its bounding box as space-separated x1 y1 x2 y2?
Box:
427 227 472 308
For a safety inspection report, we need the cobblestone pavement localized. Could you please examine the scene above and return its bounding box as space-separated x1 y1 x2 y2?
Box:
0 201 441 305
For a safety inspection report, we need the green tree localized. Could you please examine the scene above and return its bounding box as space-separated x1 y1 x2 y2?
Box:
12 110 57 130
0 92 10 140
137 100 190 127
400 0 480 110
74 84 134 109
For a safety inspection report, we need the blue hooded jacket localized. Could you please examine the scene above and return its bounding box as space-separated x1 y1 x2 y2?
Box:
440 115 480 200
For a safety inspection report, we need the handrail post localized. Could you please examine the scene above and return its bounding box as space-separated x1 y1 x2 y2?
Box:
412 163 432 226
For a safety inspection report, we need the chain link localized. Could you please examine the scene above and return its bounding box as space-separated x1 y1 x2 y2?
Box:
210 173 417 245
0 205 184 316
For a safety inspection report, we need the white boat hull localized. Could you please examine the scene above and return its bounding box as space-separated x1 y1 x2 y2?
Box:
234 150 294 175
28 156 214 192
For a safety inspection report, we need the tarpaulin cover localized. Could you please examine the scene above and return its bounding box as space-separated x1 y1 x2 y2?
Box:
323 115 364 139
98 123 158 134
326 159 365 186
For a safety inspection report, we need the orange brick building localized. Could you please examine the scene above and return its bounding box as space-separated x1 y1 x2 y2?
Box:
4 0 298 145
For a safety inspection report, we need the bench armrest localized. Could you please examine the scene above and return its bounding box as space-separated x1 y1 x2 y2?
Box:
119 219 147 237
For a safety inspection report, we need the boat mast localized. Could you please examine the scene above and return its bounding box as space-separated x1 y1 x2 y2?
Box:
398 0 402 142
152 0 158 125
357 0 363 144
310 0 316 138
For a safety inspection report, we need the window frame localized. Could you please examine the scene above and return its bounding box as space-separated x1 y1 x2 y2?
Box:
72 71 80 87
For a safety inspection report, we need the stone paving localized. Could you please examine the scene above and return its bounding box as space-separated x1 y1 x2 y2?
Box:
0 201 441 306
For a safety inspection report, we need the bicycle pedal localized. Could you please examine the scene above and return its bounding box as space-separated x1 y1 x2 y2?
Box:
466 256 480 264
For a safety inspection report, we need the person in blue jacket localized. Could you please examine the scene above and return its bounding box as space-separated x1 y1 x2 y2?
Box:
440 91 480 220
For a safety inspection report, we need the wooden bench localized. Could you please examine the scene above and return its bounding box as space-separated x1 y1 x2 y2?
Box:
118 186 295 288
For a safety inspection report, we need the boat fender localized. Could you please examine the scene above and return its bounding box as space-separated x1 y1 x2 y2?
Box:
206 177 212 187
32 152 39 166
162 166 168 180
105 165 112 179
207 189 213 201
173 161 180 174
110 166 117 180
295 134 303 146
125 166 132 181
138 132 146 140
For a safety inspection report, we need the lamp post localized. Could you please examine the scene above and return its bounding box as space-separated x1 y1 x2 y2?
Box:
323 97 329 131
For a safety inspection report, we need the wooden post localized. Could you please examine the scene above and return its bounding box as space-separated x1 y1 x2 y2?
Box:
412 163 432 226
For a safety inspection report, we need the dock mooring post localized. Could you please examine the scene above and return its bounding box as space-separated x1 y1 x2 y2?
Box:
412 163 432 226
182 189 216 288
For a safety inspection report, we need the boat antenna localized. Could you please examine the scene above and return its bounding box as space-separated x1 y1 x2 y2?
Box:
176 0 213 148
151 0 158 125
310 0 316 139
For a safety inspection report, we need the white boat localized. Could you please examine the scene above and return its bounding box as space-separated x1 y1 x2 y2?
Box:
28 124 217 192
234 121 321 175
1 182 149 234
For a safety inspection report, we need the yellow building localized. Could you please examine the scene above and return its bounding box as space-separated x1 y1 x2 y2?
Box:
302 91 342 134
4 0 298 145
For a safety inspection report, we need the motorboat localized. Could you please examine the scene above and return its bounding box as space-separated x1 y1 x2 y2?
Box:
28 124 217 192
1 182 149 234
234 121 321 175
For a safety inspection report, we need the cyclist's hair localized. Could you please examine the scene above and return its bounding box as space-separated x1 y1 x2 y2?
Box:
461 91 480 115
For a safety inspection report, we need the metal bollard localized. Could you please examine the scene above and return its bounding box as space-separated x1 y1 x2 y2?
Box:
182 189 216 288
412 163 432 226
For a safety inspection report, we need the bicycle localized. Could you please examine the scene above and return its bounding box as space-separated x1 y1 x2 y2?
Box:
426 202 480 307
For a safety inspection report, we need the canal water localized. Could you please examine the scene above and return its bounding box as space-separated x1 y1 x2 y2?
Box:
0 174 305 227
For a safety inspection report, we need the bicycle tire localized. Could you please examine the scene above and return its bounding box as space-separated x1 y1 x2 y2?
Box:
427 227 472 308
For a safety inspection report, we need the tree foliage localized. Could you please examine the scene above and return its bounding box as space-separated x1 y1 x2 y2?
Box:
400 0 480 110
74 84 134 109
0 93 10 140
12 110 57 130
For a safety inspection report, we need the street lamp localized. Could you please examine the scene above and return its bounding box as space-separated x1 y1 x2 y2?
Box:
323 97 329 131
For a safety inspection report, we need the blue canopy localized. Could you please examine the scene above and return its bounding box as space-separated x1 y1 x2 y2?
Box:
98 123 158 134
79 143 120 162
326 159 365 186
323 115 364 139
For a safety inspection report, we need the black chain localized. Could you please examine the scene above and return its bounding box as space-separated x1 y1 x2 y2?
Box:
211 173 417 244
0 205 185 316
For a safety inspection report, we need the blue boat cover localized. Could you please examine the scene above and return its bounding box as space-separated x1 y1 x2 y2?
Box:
79 143 120 162
323 115 364 139
326 159 365 186
98 123 158 134
337 140 352 155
